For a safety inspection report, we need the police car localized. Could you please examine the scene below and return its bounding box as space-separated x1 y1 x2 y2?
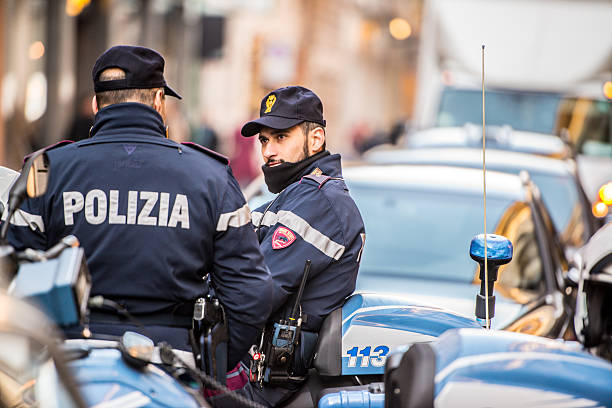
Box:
364 147 599 250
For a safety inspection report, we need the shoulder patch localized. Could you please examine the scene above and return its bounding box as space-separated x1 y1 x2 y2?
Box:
23 140 73 164
182 142 229 165
272 226 297 249
301 174 343 189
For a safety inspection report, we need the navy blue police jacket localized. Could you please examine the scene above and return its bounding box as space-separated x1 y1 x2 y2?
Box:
7 103 273 367
252 153 365 333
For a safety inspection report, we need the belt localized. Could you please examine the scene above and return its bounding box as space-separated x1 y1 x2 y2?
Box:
89 310 193 328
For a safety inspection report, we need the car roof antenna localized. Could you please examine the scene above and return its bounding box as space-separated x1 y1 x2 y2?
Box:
481 44 491 330
472 46 512 329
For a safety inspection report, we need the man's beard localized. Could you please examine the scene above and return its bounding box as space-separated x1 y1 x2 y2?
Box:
261 150 329 193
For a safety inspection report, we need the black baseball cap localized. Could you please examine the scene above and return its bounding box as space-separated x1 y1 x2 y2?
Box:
241 86 326 137
92 45 181 99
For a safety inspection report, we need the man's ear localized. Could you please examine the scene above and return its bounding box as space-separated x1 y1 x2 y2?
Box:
153 89 165 114
91 95 99 114
309 127 326 154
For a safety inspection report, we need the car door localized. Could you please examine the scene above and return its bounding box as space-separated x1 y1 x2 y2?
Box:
524 182 571 337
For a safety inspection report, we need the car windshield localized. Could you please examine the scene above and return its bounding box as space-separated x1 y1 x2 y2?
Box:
437 88 562 134
348 183 514 283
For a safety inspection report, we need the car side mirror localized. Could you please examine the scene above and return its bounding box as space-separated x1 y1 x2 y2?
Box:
120 331 154 368
26 153 49 199
0 151 49 242
564 267 580 290
564 252 583 291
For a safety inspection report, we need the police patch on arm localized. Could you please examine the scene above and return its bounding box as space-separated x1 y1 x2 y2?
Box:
272 226 296 249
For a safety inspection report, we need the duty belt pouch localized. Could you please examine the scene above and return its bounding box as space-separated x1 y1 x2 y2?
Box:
202 318 228 385
192 296 228 385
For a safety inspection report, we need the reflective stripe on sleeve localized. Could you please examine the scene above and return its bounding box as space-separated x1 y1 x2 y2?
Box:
251 211 264 227
216 204 252 232
260 210 345 260
9 209 45 232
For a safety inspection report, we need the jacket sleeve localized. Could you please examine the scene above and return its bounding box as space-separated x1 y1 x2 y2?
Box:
211 169 273 367
6 196 48 251
257 187 346 315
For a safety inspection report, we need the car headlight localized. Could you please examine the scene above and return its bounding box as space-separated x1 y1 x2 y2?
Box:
598 182 612 206
592 201 609 218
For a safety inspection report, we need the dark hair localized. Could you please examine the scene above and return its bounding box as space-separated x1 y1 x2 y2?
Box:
300 121 326 151
95 68 163 108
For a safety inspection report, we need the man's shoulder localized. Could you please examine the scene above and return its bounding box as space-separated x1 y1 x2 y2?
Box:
285 170 360 223
181 142 229 165
278 180 339 220
25 140 74 159
290 171 347 203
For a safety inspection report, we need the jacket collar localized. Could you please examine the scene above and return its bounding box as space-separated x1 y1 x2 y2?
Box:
302 152 343 178
90 103 166 138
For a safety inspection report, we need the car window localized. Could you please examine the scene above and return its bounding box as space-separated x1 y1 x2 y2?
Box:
533 192 569 276
528 172 587 246
437 88 562 134
556 98 611 158
349 183 545 303
349 185 507 283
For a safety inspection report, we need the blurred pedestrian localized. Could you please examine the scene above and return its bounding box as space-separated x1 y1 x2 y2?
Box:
229 126 259 187
65 94 95 142
191 115 219 151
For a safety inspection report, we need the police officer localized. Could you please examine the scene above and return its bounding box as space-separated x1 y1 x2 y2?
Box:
240 86 366 406
7 46 273 370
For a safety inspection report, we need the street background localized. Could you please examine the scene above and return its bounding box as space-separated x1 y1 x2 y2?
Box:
1 0 610 190
0 0 420 185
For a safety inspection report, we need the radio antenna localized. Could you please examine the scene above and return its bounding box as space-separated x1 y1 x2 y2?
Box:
481 44 490 330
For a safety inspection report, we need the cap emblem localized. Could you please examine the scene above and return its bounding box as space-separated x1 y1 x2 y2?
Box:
272 226 296 249
264 94 277 114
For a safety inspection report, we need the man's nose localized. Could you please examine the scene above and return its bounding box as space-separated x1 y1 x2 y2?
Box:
263 142 276 160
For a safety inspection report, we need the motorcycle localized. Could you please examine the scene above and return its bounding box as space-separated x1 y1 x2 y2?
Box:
317 232 612 408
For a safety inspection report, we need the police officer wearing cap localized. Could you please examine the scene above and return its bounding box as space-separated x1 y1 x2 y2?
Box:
240 86 366 406
7 45 273 370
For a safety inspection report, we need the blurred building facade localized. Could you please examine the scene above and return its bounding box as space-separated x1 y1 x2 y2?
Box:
0 0 421 169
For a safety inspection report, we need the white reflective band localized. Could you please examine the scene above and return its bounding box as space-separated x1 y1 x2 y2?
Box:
9 209 45 232
260 210 345 260
216 203 252 232
252 211 264 227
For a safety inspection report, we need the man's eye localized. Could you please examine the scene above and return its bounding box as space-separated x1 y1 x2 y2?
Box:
259 137 268 144
276 134 286 140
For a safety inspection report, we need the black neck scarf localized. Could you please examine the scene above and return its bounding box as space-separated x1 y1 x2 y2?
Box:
262 150 330 193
